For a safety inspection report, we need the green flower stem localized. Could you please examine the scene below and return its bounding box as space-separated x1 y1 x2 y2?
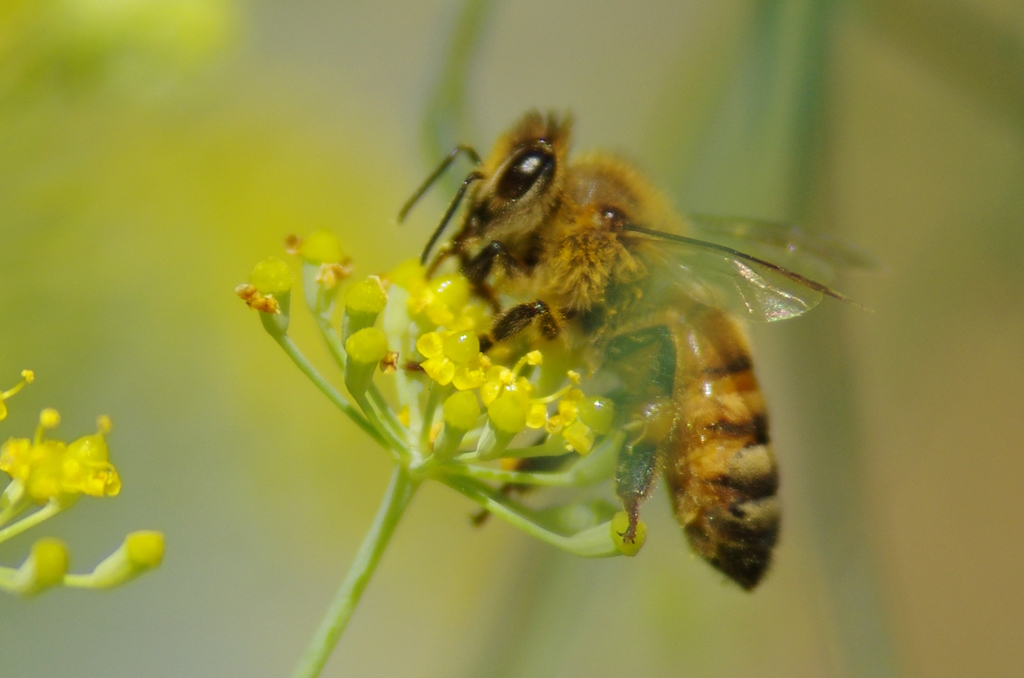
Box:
448 463 587 488
271 333 399 454
349 390 414 463
0 484 29 529
437 474 619 558
453 431 625 487
316 319 409 447
0 500 63 545
291 467 419 678
0 566 19 591
418 381 447 451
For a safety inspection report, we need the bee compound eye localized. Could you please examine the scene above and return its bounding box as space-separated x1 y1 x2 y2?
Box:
496 147 555 201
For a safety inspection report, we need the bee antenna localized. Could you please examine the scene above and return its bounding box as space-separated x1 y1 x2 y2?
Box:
398 144 482 223
420 170 484 265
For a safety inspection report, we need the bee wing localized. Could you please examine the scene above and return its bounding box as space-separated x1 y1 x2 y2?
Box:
683 214 881 282
628 225 863 323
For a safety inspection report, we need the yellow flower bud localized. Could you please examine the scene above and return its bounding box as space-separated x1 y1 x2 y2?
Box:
345 277 388 315
526 402 548 429
610 512 646 557
442 331 479 363
344 328 390 365
431 274 469 311
388 259 426 290
421 357 455 386
12 537 70 595
298 230 346 264
452 363 486 391
416 332 444 359
125 531 166 569
563 420 594 455
249 256 295 295
77 531 166 589
40 408 61 429
443 391 480 431
488 392 528 435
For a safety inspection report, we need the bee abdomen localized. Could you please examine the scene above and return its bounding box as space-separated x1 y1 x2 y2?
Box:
674 439 780 590
666 309 781 589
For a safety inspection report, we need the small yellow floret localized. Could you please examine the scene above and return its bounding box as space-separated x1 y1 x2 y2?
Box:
488 392 528 435
40 409 61 429
442 331 480 363
611 512 647 557
525 350 543 366
431 274 470 312
66 430 121 497
345 277 389 314
421 357 456 386
26 537 70 592
249 257 295 295
452 357 488 390
563 420 594 455
0 438 33 481
125 531 166 569
298 230 346 264
388 259 426 291
526 402 548 429
345 328 390 365
443 391 480 431
416 332 444 359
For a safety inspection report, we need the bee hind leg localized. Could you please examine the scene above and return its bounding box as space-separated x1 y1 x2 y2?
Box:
603 325 679 542
615 438 658 542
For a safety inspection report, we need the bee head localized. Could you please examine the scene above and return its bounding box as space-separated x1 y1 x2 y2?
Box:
467 110 572 244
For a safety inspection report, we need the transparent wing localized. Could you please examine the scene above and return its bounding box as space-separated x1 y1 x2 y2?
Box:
628 225 864 323
683 214 881 282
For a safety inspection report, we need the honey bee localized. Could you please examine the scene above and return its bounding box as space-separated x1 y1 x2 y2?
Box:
401 111 870 589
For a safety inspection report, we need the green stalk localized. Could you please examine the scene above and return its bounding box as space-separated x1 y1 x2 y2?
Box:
316 318 410 447
290 467 419 678
438 474 619 558
0 500 63 544
271 333 390 451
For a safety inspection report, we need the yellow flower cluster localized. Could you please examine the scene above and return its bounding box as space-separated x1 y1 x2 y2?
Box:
400 277 616 456
1 411 121 504
416 330 488 390
391 261 488 332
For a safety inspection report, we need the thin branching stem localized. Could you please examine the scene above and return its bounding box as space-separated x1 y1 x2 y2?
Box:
290 467 419 678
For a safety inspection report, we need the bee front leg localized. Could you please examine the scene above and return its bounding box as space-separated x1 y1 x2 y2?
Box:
491 300 561 342
463 240 530 313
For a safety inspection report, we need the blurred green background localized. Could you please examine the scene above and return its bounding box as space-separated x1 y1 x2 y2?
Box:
2 1 1022 676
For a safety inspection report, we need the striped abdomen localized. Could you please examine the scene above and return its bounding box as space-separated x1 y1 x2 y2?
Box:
664 307 780 589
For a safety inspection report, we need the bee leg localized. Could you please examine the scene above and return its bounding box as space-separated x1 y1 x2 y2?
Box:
491 300 561 342
615 438 658 542
464 240 529 283
459 241 530 313
603 325 678 541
